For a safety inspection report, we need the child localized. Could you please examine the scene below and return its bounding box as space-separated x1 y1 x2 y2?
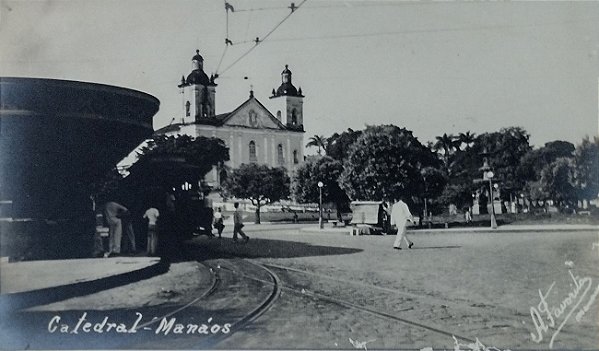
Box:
213 207 225 238
143 207 160 255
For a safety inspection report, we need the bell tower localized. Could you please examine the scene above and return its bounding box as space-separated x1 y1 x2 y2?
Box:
178 50 217 123
269 64 304 131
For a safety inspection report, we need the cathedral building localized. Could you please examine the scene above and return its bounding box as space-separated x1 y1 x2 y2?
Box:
155 50 305 187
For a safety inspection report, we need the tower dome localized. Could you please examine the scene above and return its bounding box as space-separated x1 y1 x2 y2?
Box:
186 49 211 86
192 49 204 63
273 64 301 97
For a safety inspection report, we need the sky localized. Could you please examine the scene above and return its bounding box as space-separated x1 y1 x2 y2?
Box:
1 0 598 149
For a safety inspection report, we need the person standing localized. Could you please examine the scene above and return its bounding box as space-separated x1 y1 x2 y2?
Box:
213 207 225 238
391 197 414 250
143 206 160 255
103 201 129 257
121 211 137 254
464 207 472 224
233 202 249 243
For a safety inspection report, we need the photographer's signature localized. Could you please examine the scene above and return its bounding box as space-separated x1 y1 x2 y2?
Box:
529 269 599 348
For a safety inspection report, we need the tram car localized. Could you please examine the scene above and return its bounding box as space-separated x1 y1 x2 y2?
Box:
122 155 215 241
176 187 214 238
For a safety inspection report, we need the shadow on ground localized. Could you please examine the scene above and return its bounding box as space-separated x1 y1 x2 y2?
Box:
408 245 461 250
167 237 362 262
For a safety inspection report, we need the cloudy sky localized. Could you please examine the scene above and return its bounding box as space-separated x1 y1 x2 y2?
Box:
1 0 598 148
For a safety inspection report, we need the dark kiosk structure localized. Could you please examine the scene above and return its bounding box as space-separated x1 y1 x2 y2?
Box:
0 77 159 259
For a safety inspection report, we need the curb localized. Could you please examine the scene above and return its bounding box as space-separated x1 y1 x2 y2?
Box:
300 226 599 235
0 258 170 311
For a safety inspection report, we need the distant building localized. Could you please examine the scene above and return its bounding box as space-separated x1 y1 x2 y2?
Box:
156 50 305 187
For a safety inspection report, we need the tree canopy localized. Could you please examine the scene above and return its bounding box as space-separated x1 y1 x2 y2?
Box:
224 163 290 223
540 157 577 207
339 125 438 201
292 156 349 215
325 128 363 161
575 137 599 201
137 134 230 179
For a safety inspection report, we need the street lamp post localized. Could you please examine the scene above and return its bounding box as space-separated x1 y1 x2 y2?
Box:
318 181 324 229
485 171 498 229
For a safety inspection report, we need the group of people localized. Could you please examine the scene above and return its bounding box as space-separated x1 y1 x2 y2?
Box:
100 201 160 257
99 192 414 257
211 202 250 243
98 197 250 258
379 197 416 250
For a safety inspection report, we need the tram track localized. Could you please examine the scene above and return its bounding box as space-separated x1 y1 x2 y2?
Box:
132 261 221 331
213 259 479 345
194 259 282 348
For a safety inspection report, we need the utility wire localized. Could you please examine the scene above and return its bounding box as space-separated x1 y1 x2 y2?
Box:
218 0 308 76
215 43 229 73
231 5 285 12
264 16 599 43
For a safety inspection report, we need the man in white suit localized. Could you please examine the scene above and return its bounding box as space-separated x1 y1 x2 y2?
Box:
391 196 414 250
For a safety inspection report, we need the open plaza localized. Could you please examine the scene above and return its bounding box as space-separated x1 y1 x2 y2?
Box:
1 224 598 350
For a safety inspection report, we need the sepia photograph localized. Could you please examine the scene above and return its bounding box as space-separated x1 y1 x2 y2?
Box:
1 0 598 350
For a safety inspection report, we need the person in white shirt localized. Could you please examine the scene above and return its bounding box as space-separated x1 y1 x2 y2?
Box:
391 196 415 250
213 207 225 238
233 202 249 243
143 207 160 255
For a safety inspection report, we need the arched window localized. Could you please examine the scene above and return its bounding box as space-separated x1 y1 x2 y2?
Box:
185 101 191 117
249 141 257 163
276 110 282 120
277 144 285 165
291 109 298 126
293 150 299 164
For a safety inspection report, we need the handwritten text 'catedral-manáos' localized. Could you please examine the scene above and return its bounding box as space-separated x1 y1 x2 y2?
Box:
48 312 232 336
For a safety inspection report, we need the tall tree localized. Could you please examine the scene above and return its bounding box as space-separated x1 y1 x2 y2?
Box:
339 125 438 201
325 128 363 161
575 136 599 202
518 140 575 183
292 156 349 220
473 127 532 200
420 166 449 217
458 131 476 150
224 164 290 224
306 135 327 155
540 158 577 208
433 133 460 169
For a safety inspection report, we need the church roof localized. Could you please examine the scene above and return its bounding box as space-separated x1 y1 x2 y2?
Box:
155 96 302 135
219 96 288 130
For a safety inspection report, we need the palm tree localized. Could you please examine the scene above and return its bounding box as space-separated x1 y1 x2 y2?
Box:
434 133 458 157
458 131 476 150
306 135 327 155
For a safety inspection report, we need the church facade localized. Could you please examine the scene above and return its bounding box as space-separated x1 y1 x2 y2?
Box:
155 50 305 187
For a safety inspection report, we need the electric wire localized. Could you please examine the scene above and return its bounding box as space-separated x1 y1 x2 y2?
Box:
217 0 308 76
215 43 229 74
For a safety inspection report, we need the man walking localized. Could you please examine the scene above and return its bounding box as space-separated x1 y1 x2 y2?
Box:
391 196 414 250
233 202 249 243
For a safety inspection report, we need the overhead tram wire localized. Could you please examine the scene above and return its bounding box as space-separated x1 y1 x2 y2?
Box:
216 0 308 77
